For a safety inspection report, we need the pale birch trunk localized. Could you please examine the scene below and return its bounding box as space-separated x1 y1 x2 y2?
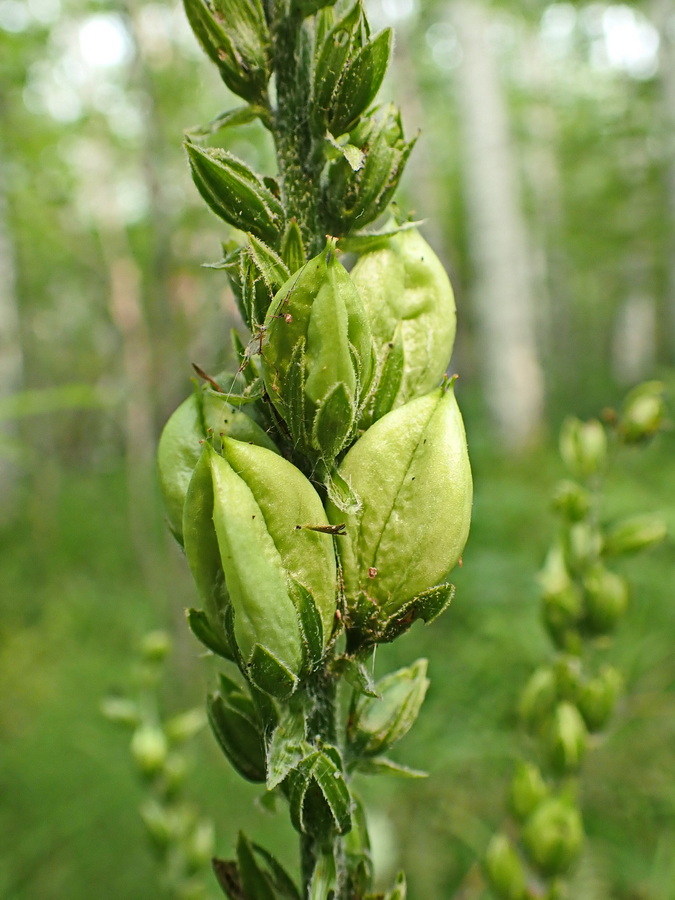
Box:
451 0 544 450
651 0 675 360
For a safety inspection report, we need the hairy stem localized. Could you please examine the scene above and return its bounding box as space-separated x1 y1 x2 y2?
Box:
271 6 325 257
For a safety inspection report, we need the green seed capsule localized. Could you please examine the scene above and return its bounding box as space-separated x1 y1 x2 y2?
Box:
484 834 526 900
509 761 549 822
559 417 607 479
157 378 278 544
577 665 622 732
351 228 457 423
582 565 629 634
262 240 374 462
327 383 472 626
545 702 587 775
183 440 337 695
620 380 665 443
522 797 584 876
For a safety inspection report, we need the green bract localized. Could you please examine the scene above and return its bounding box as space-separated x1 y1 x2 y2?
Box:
261 240 374 463
157 379 278 544
350 228 457 425
327 383 472 640
182 440 338 696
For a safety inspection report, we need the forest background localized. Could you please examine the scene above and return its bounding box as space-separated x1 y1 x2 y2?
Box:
1 0 674 897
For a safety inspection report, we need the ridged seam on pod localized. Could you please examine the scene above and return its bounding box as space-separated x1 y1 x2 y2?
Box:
261 239 374 459
207 439 337 676
350 228 456 419
157 381 278 543
327 383 472 616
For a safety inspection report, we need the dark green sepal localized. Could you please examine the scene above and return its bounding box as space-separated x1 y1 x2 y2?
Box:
249 842 301 899
281 220 306 273
312 380 355 461
247 643 299 698
282 338 309 448
266 701 307 790
328 28 392 137
237 832 276 900
371 326 404 424
212 857 245 899
313 2 367 118
337 219 423 253
331 655 380 698
345 795 374 895
294 0 338 16
288 579 325 672
207 690 266 782
185 142 284 246
289 747 352 836
186 607 234 660
346 583 455 649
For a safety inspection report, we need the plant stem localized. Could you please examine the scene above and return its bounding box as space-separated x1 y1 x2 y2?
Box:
271 5 325 257
300 659 350 899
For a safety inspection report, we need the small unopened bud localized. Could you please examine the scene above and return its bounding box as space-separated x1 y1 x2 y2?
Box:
519 667 557 731
140 630 171 663
565 521 603 573
552 480 590 522
546 702 587 775
484 834 526 900
577 666 623 732
583 566 628 634
509 762 549 822
140 799 174 850
559 417 607 479
522 797 584 876
553 655 582 703
164 708 207 744
603 514 667 557
131 724 169 776
620 381 666 443
185 819 215 872
100 696 140 728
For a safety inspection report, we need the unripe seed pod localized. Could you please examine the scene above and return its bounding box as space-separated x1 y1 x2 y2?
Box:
347 659 429 756
327 383 472 624
582 566 628 634
553 655 582 703
602 514 667 557
620 380 665 443
559 417 607 479
564 521 603 574
351 228 456 423
518 667 557 731
522 797 583 876
140 798 175 850
577 665 623 732
131 724 169 776
158 377 278 544
184 440 337 695
484 834 526 900
140 630 172 663
545 702 587 775
261 240 374 463
538 545 583 650
509 761 549 822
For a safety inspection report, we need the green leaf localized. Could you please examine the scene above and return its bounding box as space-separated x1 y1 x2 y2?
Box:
185 104 269 138
266 702 307 790
248 643 299 698
353 757 427 779
237 832 276 900
185 142 284 245
329 28 392 136
247 234 290 296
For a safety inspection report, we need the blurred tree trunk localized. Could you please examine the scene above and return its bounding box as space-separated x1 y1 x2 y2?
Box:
651 0 675 361
451 0 544 449
0 162 24 519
